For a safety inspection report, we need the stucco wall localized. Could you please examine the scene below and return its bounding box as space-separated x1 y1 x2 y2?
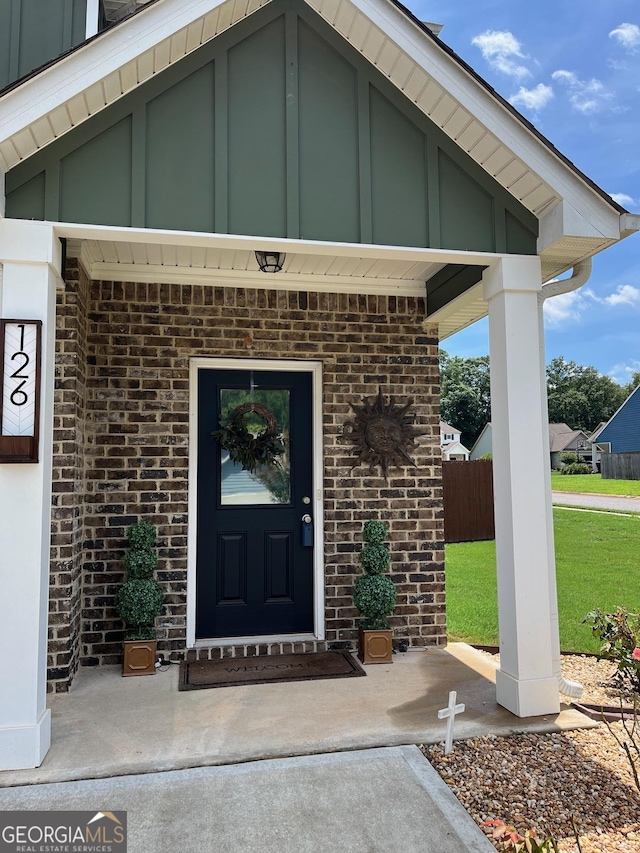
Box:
48 259 445 690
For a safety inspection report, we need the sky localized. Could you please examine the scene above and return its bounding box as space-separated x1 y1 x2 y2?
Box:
408 0 640 385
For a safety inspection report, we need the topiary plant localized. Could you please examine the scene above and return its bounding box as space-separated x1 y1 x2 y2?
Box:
115 521 164 640
354 519 396 630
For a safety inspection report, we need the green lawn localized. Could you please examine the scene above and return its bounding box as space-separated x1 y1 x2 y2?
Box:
446 508 640 653
551 472 640 497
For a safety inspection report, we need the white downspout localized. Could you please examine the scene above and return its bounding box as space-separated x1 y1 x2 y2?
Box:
539 259 593 700
541 257 592 300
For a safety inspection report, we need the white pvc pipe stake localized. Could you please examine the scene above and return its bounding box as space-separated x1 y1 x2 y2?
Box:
437 690 465 755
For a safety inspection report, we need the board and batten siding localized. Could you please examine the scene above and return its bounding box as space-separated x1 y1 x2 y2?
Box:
6 0 538 255
0 0 88 90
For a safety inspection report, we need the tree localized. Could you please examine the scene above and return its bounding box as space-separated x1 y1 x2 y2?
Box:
624 371 640 398
439 350 491 450
440 351 629 446
546 356 627 433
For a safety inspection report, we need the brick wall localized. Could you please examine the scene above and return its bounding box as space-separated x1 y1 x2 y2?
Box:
49 265 445 689
49 260 89 691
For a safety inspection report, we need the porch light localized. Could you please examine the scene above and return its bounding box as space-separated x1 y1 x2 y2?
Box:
255 250 285 273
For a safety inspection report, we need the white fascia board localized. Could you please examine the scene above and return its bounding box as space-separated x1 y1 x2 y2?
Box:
54 221 501 266
340 0 623 240
0 0 233 140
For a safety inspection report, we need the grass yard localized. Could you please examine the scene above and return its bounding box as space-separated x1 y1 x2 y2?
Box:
550 472 640 496
446 508 640 653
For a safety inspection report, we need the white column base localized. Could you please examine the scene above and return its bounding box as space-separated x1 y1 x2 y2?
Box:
0 709 51 771
496 669 560 718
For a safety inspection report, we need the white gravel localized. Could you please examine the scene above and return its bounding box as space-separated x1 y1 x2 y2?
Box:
422 654 640 852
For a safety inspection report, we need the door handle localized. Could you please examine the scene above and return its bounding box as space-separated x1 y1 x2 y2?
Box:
301 514 313 547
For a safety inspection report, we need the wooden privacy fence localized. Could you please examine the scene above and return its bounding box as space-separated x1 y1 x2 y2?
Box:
601 452 640 480
442 459 495 543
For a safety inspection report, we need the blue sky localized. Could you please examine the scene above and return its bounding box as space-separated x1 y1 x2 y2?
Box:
409 0 640 384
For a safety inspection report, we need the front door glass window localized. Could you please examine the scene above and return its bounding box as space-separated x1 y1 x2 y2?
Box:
219 388 291 505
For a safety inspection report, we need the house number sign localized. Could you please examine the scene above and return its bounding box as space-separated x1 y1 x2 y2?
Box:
0 319 42 462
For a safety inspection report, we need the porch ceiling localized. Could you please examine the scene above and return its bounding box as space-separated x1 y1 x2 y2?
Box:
67 235 444 292
63 225 496 338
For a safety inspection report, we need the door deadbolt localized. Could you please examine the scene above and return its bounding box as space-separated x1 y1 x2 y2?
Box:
301 514 313 547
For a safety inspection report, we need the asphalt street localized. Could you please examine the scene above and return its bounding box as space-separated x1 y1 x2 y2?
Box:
552 491 640 513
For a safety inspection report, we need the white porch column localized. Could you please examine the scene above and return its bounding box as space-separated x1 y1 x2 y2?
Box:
483 255 560 717
0 220 61 769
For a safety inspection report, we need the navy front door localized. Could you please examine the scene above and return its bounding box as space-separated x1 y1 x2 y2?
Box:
196 368 314 639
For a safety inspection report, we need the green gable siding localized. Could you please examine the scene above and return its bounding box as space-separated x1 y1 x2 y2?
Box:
60 118 132 226
5 0 538 256
227 18 287 238
370 87 428 248
4 170 45 219
298 22 359 243
146 66 216 233
0 0 87 90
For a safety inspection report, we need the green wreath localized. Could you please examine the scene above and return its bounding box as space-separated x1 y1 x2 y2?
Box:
212 402 285 473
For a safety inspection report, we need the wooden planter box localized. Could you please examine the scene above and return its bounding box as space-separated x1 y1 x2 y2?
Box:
122 639 157 676
358 627 393 664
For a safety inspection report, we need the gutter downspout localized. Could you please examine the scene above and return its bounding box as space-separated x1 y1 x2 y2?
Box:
540 258 593 700
541 257 592 300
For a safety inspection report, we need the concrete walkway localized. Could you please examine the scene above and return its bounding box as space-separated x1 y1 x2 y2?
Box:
0 746 495 853
0 645 594 852
553 490 640 514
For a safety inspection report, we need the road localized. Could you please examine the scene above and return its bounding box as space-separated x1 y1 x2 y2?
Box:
552 491 640 514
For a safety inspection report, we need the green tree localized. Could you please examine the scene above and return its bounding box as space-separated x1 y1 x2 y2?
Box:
624 370 640 398
439 350 491 450
546 356 626 433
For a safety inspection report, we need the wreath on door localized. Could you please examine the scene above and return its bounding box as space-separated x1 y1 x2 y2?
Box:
212 402 285 473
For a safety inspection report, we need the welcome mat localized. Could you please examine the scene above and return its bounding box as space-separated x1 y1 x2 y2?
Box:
178 649 366 691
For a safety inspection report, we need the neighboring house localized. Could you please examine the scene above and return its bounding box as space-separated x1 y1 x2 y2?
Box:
548 423 590 469
440 421 470 460
471 422 590 468
587 421 607 472
592 385 640 457
470 423 493 459
1 0 637 770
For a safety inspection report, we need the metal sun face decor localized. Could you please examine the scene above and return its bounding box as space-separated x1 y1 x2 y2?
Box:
343 388 425 478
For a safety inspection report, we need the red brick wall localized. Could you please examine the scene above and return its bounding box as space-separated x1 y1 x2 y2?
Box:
48 262 445 689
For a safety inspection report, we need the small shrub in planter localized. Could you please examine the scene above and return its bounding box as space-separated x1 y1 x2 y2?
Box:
116 521 164 640
354 520 397 663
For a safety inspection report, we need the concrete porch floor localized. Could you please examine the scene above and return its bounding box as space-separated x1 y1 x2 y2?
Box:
0 643 593 788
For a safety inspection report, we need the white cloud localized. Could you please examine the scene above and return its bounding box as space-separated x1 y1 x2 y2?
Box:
609 192 636 208
603 284 640 307
509 83 554 112
551 70 613 114
472 30 530 79
609 23 640 50
543 288 597 328
609 359 640 384
544 283 640 327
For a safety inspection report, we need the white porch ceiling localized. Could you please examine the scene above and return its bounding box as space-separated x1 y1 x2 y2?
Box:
67 236 445 296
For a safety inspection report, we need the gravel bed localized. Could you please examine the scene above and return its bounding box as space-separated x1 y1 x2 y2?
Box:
421 654 640 852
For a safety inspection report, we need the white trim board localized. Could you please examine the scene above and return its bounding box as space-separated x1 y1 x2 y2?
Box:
187 357 325 648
